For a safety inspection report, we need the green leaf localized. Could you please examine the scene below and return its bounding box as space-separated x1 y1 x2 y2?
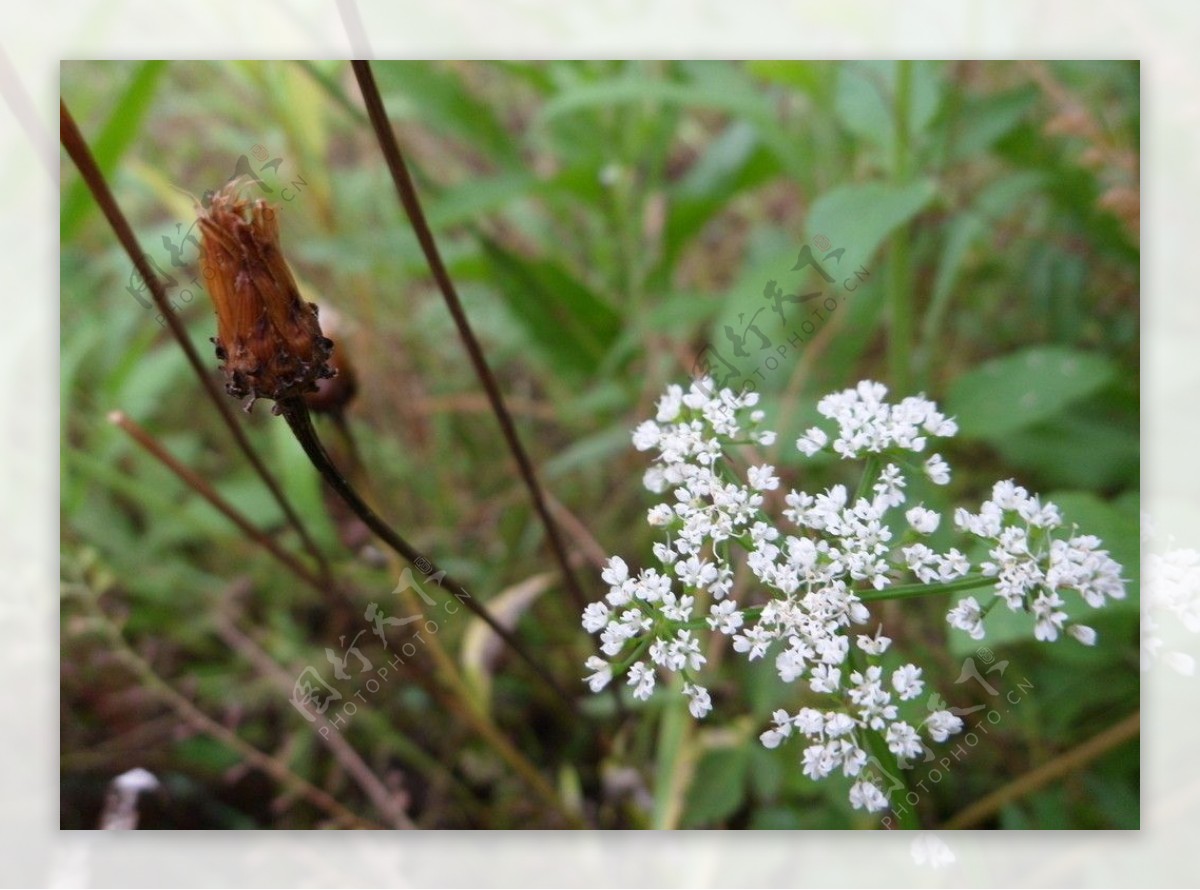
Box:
747 743 785 801
805 179 939 269
426 172 538 230
478 237 622 378
834 61 943 164
917 212 986 376
745 60 827 96
62 60 168 240
942 86 1038 165
946 346 1117 439
658 122 779 280
681 746 749 827
996 412 1139 491
748 807 801 829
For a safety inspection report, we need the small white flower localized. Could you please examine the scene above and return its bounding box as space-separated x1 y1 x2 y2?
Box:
849 779 889 813
707 599 744 634
1067 624 1097 646
936 548 970 581
891 664 924 701
793 708 824 735
660 593 695 622
760 727 788 748
802 743 838 780
924 710 964 742
824 712 856 737
583 656 612 692
796 427 829 457
748 464 780 491
656 384 684 422
924 453 951 485
905 505 940 534
904 543 940 583
647 504 674 526
632 420 662 451
675 555 718 590
1031 590 1068 641
886 721 924 760
581 602 610 633
643 466 667 494
809 664 841 694
946 596 986 640
856 626 892 655
682 683 712 719
873 464 907 509
601 556 629 587
627 661 656 700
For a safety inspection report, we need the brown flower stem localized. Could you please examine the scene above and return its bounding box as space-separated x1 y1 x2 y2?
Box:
105 411 358 615
942 711 1140 829
278 398 577 710
59 99 332 585
349 60 590 616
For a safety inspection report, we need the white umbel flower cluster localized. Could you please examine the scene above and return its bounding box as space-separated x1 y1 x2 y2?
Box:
582 378 1127 815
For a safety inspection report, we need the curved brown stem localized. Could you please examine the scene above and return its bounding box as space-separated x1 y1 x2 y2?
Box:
278 398 577 709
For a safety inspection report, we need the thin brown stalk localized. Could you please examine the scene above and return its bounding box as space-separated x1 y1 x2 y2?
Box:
213 612 415 829
942 711 1140 829
348 60 590 615
279 398 577 710
59 99 331 584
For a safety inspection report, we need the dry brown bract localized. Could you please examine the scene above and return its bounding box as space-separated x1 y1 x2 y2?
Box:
197 184 335 411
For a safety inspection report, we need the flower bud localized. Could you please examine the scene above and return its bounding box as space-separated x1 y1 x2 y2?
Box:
302 305 358 415
197 184 334 410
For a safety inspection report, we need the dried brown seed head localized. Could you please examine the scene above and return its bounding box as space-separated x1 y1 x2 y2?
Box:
197 184 334 410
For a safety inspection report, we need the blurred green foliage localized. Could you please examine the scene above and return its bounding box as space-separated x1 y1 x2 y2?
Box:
60 60 1138 829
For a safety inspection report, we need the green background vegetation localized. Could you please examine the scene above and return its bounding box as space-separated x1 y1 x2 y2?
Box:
60 60 1139 829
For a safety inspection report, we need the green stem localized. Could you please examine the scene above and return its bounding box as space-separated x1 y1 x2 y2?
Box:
651 674 691 829
855 454 882 502
859 573 995 603
888 60 914 395
863 725 921 830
